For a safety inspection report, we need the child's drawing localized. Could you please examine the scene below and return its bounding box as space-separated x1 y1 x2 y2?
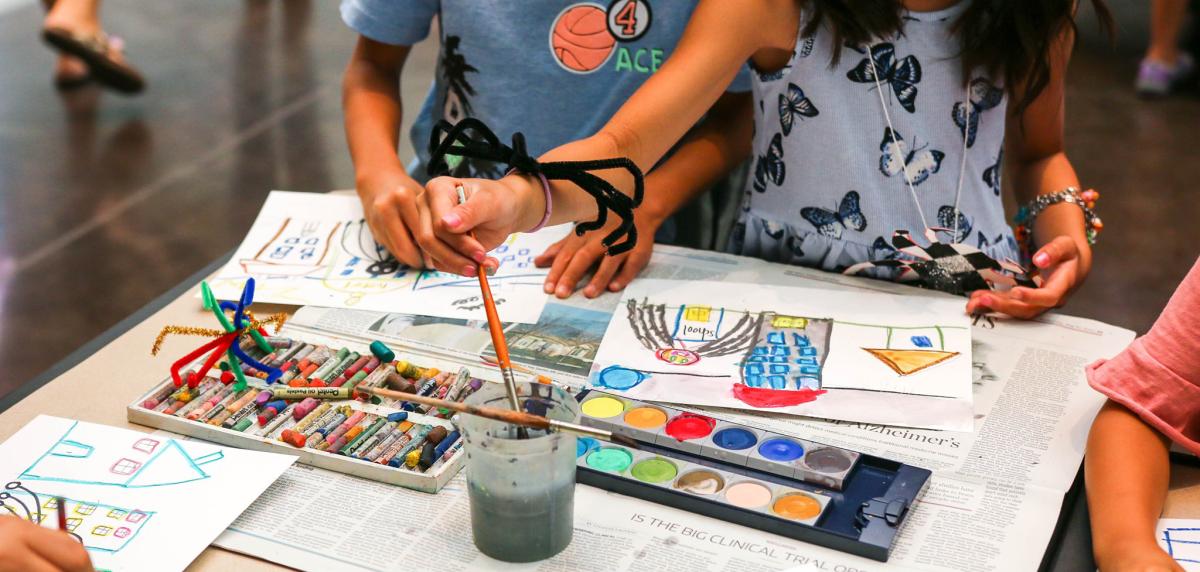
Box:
0 416 295 572
1 481 153 554
591 279 975 431
20 421 223 489
211 191 569 323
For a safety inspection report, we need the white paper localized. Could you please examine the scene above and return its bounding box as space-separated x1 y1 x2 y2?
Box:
0 416 294 572
208 191 569 323
1158 519 1200 571
590 279 973 430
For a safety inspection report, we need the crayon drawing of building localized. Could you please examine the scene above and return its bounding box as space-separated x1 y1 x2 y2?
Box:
1 484 153 554
20 421 223 488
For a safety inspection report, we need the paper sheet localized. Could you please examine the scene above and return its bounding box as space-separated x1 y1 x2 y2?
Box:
0 416 294 572
590 279 973 431
208 191 569 324
1159 519 1200 571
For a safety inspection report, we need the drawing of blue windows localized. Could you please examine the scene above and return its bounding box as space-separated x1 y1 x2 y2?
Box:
746 364 764 375
911 335 933 348
753 347 770 355
769 364 789 374
1161 526 1200 565
21 422 223 489
767 375 787 389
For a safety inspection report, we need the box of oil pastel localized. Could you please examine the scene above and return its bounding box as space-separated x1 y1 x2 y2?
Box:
127 333 494 493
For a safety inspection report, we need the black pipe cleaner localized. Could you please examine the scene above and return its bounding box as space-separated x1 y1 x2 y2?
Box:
426 118 645 256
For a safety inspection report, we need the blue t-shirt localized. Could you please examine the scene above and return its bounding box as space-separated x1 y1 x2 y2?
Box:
341 0 751 180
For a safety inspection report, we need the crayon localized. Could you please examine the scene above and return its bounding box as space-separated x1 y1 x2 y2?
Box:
174 381 222 418
325 411 366 445
271 386 355 400
300 408 338 438
428 440 465 471
211 389 264 426
369 340 395 363
337 370 368 390
405 449 421 468
141 383 176 409
331 355 368 386
376 424 424 465
222 401 259 429
386 425 432 467
198 387 244 423
314 411 349 439
292 398 320 420
281 429 307 448
257 403 296 436
364 421 413 462
233 417 254 432
265 336 293 349
294 402 332 431
361 357 381 373
353 423 396 459
270 343 304 368
265 415 298 440
254 391 274 407
257 400 288 425
414 425 449 467
344 418 387 456
329 424 366 454
385 372 418 394
387 411 409 423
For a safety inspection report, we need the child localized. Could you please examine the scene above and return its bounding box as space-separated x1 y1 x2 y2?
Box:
341 0 750 277
1085 257 1199 571
423 0 1109 319
0 515 93 571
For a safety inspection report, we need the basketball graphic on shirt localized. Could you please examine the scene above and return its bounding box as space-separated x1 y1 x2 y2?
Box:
550 3 616 73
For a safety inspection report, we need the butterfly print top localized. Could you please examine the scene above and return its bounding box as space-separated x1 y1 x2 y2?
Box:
731 1 1018 276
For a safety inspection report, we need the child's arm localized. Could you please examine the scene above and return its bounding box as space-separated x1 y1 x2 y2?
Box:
343 36 474 273
1085 400 1182 571
967 32 1092 319
423 0 797 266
536 90 754 299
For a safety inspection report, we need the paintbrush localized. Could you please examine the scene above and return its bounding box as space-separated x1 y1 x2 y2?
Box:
362 386 638 448
455 184 523 414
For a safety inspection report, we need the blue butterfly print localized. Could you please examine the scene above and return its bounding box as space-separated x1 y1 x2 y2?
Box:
952 78 1004 147
879 128 944 186
983 148 1003 196
847 43 921 113
977 231 1004 250
761 219 786 241
801 190 867 239
779 83 818 136
936 205 972 243
786 235 805 257
870 236 900 260
752 133 786 193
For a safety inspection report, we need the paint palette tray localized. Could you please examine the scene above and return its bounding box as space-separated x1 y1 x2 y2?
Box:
573 389 931 562
128 336 476 493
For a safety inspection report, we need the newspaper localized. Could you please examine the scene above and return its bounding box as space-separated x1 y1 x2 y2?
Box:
216 245 1135 571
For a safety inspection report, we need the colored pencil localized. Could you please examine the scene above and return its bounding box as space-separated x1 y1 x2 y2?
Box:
361 386 638 448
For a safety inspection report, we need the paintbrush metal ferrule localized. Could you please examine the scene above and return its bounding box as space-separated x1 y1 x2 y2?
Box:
548 419 638 449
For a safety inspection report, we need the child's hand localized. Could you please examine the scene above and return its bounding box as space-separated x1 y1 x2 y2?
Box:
535 210 661 299
0 516 93 572
425 175 543 276
358 168 431 269
966 236 1088 319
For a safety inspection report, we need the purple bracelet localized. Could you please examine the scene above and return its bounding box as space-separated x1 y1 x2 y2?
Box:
507 168 552 232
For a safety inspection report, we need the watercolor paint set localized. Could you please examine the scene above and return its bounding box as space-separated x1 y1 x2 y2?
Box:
128 336 477 493
572 389 932 562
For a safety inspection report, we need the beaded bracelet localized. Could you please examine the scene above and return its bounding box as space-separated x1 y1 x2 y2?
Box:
1013 187 1103 260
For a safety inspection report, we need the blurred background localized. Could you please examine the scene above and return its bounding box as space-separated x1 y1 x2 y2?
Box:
0 0 1196 402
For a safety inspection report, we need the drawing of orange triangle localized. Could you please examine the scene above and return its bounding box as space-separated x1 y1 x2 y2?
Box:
862 348 960 376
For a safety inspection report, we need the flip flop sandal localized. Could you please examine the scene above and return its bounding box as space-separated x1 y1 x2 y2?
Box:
42 27 144 94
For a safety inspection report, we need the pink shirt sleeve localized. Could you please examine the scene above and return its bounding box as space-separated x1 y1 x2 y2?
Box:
1087 256 1200 456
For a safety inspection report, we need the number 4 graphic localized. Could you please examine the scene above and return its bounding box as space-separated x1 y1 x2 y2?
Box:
607 0 652 42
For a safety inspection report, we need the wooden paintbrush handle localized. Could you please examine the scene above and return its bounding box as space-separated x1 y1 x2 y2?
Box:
364 386 550 430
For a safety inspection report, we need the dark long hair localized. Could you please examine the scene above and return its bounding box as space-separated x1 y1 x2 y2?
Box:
801 0 1113 114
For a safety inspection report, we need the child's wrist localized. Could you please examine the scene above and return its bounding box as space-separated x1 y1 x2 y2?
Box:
500 173 548 232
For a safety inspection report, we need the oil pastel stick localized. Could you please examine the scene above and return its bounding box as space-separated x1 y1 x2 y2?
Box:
256 403 296 436
141 383 177 409
232 417 254 432
325 411 366 445
174 382 222 417
376 424 422 465
364 421 413 462
353 423 396 459
271 386 355 400
387 425 431 467
343 418 387 456
427 440 464 472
